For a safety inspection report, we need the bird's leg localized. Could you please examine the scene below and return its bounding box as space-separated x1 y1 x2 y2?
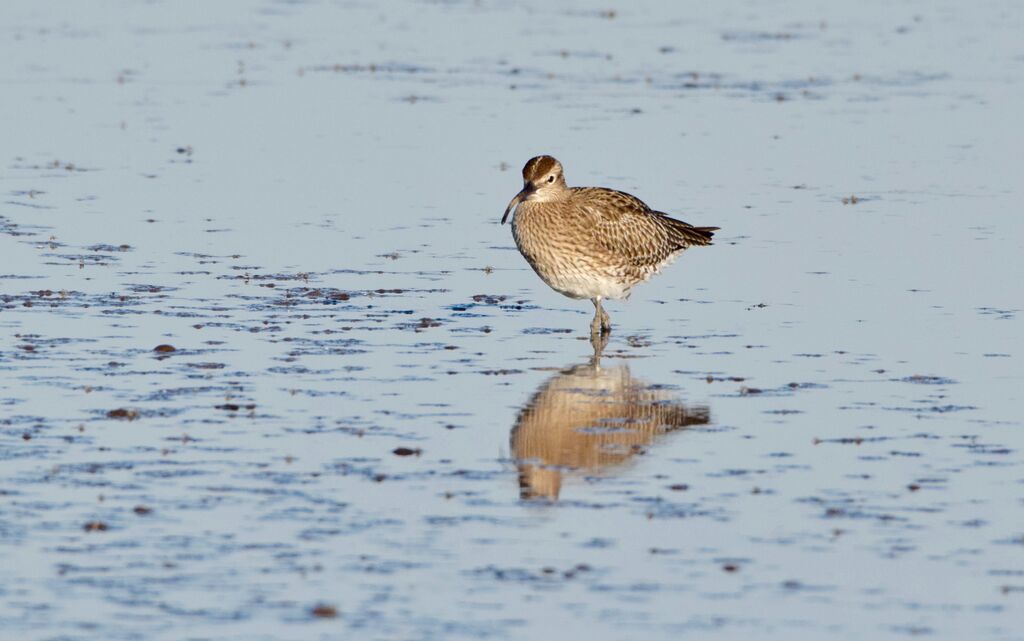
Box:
591 297 612 336
593 294 606 331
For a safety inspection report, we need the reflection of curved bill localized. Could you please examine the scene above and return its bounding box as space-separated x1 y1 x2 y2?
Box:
509 348 711 501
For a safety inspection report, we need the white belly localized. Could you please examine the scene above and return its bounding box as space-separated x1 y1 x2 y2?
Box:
539 267 630 300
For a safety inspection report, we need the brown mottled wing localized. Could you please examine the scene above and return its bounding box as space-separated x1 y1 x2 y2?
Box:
572 187 718 268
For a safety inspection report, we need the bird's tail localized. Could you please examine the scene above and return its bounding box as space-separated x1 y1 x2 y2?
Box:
660 214 719 247
688 226 719 245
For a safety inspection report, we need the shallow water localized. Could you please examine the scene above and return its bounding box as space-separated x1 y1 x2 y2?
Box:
1 1 1023 639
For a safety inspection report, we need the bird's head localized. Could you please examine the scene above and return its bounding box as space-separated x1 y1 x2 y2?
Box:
501 155 568 224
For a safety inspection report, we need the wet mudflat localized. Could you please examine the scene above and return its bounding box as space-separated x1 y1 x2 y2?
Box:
1 1 1023 639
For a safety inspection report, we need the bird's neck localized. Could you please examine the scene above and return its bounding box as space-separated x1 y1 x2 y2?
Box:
529 185 572 204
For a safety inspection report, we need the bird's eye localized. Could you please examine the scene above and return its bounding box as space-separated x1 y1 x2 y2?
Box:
547 175 555 183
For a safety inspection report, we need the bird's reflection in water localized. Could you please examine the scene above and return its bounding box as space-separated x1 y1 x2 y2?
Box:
510 335 711 500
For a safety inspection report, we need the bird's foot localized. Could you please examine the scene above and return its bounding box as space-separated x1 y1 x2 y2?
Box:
599 309 611 332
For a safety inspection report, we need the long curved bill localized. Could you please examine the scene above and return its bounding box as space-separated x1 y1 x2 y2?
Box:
501 186 532 225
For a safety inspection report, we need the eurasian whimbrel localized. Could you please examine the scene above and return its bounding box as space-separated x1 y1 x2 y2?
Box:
501 155 718 337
